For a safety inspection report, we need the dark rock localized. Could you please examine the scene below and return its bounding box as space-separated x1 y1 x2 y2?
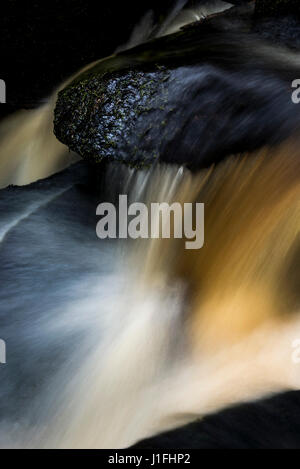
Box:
255 0 300 18
253 1 300 50
54 7 300 169
132 391 300 449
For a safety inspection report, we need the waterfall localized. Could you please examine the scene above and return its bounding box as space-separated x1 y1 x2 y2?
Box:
0 140 298 448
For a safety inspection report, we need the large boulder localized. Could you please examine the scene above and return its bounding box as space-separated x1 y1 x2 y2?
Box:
54 6 300 169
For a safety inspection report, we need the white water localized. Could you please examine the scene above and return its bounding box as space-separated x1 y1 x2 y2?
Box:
0 145 299 448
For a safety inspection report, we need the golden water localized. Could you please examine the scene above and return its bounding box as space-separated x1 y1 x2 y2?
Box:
11 140 298 449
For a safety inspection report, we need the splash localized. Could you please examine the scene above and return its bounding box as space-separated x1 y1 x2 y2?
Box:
2 140 298 449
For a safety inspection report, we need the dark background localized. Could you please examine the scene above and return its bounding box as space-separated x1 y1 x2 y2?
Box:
0 1 247 120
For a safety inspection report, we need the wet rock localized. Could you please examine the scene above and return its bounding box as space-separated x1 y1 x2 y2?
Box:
253 14 300 49
255 0 300 18
54 7 300 169
253 0 300 49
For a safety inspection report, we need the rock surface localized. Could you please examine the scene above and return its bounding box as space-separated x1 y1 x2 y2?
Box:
255 0 300 18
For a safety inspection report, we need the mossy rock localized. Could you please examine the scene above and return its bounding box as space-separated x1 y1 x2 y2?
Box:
54 8 300 169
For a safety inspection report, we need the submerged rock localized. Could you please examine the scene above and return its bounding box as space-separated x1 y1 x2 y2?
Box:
54 5 300 169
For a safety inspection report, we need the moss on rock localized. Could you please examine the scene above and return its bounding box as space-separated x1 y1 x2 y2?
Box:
54 6 300 169
55 66 171 166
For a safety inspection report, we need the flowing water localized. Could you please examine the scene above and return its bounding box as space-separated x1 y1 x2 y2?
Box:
0 1 300 449
0 143 299 448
